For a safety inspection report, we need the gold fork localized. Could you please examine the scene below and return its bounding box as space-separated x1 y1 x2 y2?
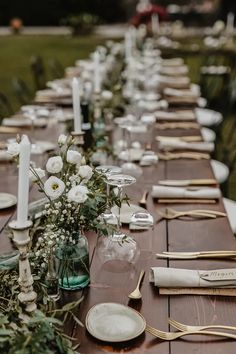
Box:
146 324 236 341
168 318 236 333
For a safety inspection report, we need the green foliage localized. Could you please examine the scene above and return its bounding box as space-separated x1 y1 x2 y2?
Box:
0 267 83 354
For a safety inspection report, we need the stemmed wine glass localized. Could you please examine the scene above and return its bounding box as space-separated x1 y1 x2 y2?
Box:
118 118 143 178
95 165 121 222
97 174 140 264
22 107 43 154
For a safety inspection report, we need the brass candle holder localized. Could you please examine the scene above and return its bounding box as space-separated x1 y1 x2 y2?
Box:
70 130 85 147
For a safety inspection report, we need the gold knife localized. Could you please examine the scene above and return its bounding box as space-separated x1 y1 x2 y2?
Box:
158 179 217 187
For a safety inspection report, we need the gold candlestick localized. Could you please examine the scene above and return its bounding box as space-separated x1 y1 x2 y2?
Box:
9 220 37 316
70 130 85 146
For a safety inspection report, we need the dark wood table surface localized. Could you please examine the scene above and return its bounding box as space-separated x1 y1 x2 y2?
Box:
0 115 236 354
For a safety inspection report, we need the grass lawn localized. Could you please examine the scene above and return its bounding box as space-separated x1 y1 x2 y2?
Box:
0 34 107 112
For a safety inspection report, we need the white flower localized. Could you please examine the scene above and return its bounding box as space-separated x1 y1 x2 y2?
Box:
67 185 89 204
58 134 67 145
44 176 65 199
7 142 20 156
78 165 93 181
66 150 82 165
101 90 113 101
81 156 86 166
46 156 63 174
29 168 45 182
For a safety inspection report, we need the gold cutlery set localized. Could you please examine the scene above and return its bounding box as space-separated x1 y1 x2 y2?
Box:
157 250 236 259
158 152 210 160
146 318 236 340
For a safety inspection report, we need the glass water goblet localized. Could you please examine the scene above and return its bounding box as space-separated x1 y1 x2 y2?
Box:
97 174 140 264
95 165 121 222
119 121 143 178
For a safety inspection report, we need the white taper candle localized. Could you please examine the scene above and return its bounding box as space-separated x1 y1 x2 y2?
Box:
94 51 101 94
152 13 160 36
226 12 235 34
17 135 31 227
72 77 82 132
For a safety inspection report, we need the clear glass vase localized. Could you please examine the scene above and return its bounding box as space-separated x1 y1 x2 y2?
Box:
45 252 60 300
56 234 90 290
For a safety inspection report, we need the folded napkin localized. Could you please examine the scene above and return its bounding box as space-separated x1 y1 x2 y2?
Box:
2 117 47 128
150 267 236 288
158 140 214 152
157 75 190 90
155 110 195 121
159 66 189 77
164 88 199 99
0 150 13 162
151 186 221 199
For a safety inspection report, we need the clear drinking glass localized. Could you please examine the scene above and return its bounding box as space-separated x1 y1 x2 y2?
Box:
95 165 121 222
97 174 140 264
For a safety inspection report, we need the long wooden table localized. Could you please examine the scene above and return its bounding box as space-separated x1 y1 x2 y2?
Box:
0 112 236 354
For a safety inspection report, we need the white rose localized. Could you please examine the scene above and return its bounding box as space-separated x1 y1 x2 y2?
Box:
101 90 113 101
67 185 89 204
44 176 65 200
66 150 82 165
7 142 20 157
58 134 67 145
46 156 63 174
29 168 45 182
78 165 93 181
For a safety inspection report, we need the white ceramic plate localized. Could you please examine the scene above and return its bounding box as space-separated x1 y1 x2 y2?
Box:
111 203 147 224
0 193 17 209
201 127 216 142
86 303 146 342
195 108 222 126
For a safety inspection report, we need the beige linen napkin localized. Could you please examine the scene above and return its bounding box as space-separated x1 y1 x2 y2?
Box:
150 267 236 288
2 117 47 128
163 88 200 105
157 76 190 90
151 186 221 199
158 140 214 152
159 65 189 77
155 110 195 121
0 151 13 162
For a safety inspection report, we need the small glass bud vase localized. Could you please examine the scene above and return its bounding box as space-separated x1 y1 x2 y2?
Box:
56 233 90 290
45 252 60 300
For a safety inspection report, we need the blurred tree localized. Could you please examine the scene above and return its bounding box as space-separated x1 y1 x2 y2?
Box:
0 0 127 25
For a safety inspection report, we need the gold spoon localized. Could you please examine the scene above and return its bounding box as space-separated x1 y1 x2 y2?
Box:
139 190 148 207
128 270 145 300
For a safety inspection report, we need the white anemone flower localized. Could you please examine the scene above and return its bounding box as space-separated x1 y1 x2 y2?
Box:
7 142 20 156
66 150 82 165
78 165 93 181
67 185 89 204
58 134 67 145
46 156 63 174
44 176 65 199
